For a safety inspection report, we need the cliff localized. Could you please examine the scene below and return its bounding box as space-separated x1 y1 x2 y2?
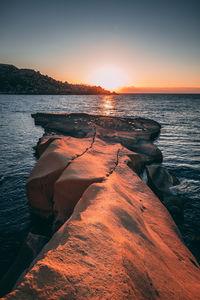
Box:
1 113 200 299
0 64 111 95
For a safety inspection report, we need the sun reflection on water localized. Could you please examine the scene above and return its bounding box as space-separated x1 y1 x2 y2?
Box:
100 95 116 116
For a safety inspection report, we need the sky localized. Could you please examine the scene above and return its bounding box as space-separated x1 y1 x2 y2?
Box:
0 0 200 92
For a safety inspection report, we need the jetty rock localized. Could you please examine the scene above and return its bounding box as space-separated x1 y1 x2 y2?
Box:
4 154 200 299
26 136 93 218
2 113 200 299
27 113 162 221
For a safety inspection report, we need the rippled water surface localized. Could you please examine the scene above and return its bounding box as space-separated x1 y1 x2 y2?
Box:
0 94 199 277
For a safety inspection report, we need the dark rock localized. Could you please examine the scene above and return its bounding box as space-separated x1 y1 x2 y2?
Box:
146 165 179 198
0 233 49 298
127 153 144 175
128 142 163 163
146 165 183 224
162 195 184 224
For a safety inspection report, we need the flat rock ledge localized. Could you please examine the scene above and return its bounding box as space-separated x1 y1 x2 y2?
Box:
2 113 200 299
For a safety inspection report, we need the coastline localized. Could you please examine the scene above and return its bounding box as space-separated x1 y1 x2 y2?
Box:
1 113 199 299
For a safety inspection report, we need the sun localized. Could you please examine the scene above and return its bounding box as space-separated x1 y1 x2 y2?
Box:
90 66 127 91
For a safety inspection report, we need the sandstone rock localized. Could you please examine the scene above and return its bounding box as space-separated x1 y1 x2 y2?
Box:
32 113 162 166
4 158 200 299
35 135 65 157
26 136 93 218
6 112 197 299
53 138 134 230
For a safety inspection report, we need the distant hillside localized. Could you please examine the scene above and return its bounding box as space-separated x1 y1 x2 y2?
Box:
0 64 111 95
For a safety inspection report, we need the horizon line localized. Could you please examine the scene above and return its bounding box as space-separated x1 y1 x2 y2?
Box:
116 86 200 94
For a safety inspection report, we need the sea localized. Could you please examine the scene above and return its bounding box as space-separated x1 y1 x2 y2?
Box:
0 93 200 279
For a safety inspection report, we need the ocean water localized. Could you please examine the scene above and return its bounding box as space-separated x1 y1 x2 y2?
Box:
0 94 200 278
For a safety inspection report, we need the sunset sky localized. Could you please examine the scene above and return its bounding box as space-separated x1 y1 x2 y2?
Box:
0 0 200 92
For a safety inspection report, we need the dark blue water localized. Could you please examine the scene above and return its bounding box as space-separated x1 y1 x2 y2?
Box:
0 94 200 277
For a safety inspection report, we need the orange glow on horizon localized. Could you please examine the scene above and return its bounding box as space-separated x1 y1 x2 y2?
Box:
42 66 200 94
118 86 200 94
89 66 129 91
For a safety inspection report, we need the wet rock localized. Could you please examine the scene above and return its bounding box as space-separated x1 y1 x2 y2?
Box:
146 165 183 224
0 233 48 298
146 165 180 198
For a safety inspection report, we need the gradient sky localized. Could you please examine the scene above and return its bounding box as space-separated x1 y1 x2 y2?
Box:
0 0 200 90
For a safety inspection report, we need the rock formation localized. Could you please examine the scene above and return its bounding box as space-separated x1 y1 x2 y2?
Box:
146 165 183 223
1 113 200 299
26 136 93 218
27 113 163 224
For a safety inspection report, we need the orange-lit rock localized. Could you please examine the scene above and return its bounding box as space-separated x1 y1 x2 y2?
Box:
32 113 163 165
26 136 92 218
4 155 200 299
3 113 199 299
95 125 160 164
52 139 139 229
35 135 64 157
53 138 122 228
26 113 162 220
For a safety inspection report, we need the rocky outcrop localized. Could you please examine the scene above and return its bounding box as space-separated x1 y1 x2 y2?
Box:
32 112 162 163
146 165 180 197
26 136 93 218
53 139 121 228
2 113 200 299
146 165 183 223
3 154 200 299
27 113 162 222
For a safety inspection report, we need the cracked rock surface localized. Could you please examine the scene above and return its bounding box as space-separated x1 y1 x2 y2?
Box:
26 136 93 218
2 113 200 299
27 113 163 223
4 155 200 299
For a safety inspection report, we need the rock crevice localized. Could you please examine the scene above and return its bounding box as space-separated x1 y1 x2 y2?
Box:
2 113 199 299
4 158 200 299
